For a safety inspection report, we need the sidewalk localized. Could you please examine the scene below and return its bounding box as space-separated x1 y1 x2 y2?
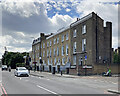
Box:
30 70 79 78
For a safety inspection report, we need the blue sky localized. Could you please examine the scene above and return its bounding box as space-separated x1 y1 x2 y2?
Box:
46 2 81 18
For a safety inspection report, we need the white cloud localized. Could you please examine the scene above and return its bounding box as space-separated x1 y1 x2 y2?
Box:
1 1 76 58
66 8 71 12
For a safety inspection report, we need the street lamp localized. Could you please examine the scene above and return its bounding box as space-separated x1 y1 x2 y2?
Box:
30 37 36 72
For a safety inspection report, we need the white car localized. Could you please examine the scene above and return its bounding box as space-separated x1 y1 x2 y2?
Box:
14 67 29 77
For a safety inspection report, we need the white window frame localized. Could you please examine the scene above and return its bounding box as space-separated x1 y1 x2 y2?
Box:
47 42 49 47
73 29 77 37
82 25 86 34
43 60 45 64
54 48 56 56
62 58 65 65
54 39 56 44
43 51 45 57
57 47 59 56
82 39 86 52
43 43 45 48
50 41 51 46
66 32 68 40
50 48 51 57
48 58 49 65
57 37 59 44
61 35 64 42
47 49 49 57
62 45 64 56
66 44 69 55
54 58 56 65
73 42 77 53
73 55 76 65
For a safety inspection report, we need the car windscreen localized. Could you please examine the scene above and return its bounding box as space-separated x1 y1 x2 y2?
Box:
18 68 27 70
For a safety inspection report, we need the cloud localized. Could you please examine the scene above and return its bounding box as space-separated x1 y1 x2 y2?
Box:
66 8 71 12
1 1 76 58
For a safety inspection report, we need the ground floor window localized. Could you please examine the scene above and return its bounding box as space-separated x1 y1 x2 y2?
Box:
73 55 76 65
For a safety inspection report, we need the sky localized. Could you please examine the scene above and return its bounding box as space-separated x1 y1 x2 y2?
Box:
0 0 119 59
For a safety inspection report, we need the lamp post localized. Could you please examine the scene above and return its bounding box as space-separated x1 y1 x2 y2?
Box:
30 37 36 72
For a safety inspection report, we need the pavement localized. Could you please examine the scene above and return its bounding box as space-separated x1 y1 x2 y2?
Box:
30 70 120 95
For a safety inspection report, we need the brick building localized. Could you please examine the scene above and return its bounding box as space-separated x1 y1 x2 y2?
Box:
31 12 112 75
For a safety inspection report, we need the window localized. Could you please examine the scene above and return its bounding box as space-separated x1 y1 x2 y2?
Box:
82 25 86 34
47 42 49 47
38 53 39 57
50 41 52 46
47 49 49 57
82 39 86 52
54 58 56 65
43 60 45 64
66 44 69 55
57 37 59 44
62 58 65 65
73 42 77 53
54 48 56 56
62 45 64 56
43 51 45 57
36 46 37 50
43 43 45 48
61 35 64 42
57 47 59 56
54 39 56 44
50 48 51 57
73 55 76 65
73 29 77 37
41 44 42 48
48 58 49 65
58 58 60 63
66 33 68 40
38 46 39 50
51 59 52 64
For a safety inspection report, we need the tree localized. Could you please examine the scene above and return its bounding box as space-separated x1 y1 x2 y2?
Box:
114 52 120 63
2 52 29 69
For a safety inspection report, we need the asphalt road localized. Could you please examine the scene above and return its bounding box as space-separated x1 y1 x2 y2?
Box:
1 70 118 95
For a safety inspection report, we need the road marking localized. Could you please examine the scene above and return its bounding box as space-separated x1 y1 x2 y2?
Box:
47 79 50 80
20 78 22 80
1 84 7 96
111 82 117 84
37 85 58 95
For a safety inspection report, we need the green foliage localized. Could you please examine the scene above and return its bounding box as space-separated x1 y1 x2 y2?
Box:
2 52 29 69
114 52 120 63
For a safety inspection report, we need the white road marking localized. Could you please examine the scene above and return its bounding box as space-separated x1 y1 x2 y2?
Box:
47 79 50 80
111 82 117 84
37 85 58 95
20 78 22 80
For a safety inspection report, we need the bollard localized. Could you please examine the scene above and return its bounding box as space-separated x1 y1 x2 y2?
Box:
61 71 62 76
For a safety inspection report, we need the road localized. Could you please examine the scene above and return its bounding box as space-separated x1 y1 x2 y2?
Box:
1 70 118 95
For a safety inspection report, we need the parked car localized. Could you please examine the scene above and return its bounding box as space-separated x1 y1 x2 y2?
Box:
2 65 8 71
14 67 29 77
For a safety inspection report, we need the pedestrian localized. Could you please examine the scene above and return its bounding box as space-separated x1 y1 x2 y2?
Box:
8 66 11 72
